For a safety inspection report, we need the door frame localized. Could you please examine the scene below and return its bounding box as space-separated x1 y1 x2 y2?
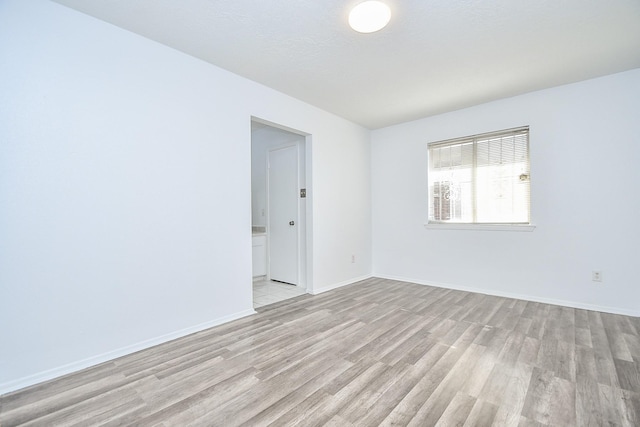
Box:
251 117 312 292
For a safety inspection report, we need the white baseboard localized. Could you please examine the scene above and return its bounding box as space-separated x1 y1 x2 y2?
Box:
310 274 373 295
0 308 257 395
375 274 640 318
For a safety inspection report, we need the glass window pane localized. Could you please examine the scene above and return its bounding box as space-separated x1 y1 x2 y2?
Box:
428 127 529 224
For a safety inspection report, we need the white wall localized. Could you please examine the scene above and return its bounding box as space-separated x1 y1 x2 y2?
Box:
0 0 371 393
372 69 640 316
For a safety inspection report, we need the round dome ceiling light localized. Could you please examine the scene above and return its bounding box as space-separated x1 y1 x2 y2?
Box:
349 1 391 33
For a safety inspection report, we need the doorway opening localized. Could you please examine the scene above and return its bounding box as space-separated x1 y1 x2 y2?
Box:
250 118 311 308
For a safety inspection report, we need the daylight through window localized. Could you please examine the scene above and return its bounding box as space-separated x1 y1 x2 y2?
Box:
428 127 530 225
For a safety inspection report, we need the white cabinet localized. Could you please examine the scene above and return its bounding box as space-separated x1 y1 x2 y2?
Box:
252 234 267 277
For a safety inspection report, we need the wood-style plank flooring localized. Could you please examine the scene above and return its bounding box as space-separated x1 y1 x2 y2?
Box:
1 278 639 426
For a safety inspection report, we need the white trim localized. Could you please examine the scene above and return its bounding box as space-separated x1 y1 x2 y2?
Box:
250 116 310 137
304 134 313 293
374 274 640 318
424 223 536 232
310 274 373 295
0 309 257 395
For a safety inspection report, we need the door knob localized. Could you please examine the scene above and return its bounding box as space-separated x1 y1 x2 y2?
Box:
289 221 295 226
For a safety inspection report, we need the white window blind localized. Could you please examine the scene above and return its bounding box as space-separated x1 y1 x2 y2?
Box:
428 126 530 224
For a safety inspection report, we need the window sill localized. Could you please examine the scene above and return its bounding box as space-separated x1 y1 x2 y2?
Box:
424 223 536 232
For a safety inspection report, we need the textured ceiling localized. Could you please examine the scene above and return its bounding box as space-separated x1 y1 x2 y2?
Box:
52 0 640 129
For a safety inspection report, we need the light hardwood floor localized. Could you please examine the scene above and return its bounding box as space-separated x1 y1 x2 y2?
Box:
1 278 639 426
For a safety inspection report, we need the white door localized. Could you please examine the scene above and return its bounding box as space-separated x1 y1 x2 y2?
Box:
268 145 299 285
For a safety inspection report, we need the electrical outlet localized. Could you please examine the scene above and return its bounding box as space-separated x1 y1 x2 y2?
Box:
592 271 602 282
351 254 355 263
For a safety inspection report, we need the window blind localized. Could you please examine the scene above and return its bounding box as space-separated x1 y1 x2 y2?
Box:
428 127 530 224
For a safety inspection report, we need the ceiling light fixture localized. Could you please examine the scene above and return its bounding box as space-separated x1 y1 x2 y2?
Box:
348 1 391 33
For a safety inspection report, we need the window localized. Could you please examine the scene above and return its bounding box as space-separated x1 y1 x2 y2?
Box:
428 126 530 225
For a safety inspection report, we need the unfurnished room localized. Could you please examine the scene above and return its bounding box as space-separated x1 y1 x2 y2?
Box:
1 0 639 425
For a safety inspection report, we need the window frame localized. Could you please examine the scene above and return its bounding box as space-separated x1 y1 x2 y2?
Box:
425 126 535 231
